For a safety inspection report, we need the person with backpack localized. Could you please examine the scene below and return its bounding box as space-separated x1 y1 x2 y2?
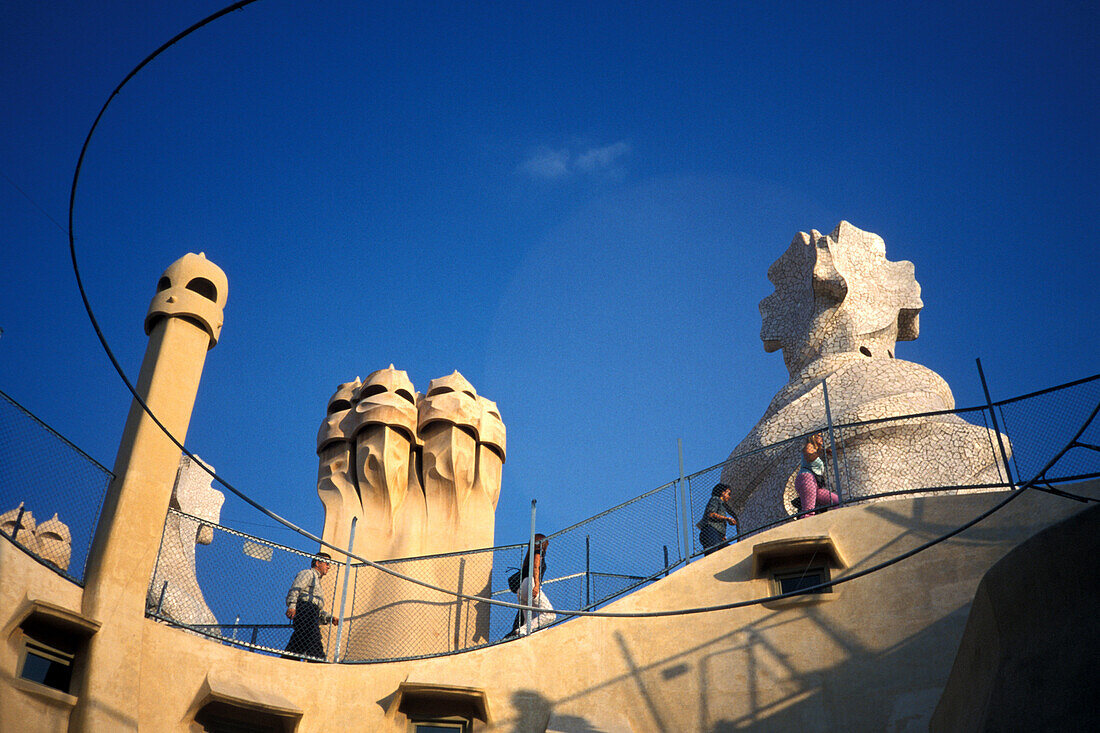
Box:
511 534 555 635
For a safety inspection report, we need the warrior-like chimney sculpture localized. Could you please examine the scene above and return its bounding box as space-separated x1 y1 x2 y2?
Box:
723 222 1009 528
317 366 506 658
74 253 227 731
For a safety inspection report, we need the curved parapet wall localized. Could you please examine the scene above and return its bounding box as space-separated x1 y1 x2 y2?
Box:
932 483 1100 731
8 483 1097 731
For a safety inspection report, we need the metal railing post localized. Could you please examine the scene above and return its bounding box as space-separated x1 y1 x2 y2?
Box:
453 558 467 650
334 516 357 662
155 580 168 615
585 535 591 608
7 505 26 540
976 358 1016 488
822 378 844 504
678 438 692 562
526 500 537 636
663 545 670 577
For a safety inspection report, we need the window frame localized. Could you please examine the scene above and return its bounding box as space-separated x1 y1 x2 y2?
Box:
751 536 845 609
408 716 471 733
18 635 76 693
772 565 833 597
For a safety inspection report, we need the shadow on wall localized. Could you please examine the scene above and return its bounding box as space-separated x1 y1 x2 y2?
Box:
509 690 552 732
931 500 1100 731
488 490 1094 732
702 611 967 732
511 688 625 732
492 600 971 732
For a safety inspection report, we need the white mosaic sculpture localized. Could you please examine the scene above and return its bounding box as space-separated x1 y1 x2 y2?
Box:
147 454 225 627
722 222 1010 530
316 366 505 658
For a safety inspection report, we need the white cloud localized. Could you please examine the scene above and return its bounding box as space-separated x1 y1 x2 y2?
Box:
521 148 572 178
520 140 631 179
575 141 631 172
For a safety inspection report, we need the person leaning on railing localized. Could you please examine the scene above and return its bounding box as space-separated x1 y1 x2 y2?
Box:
698 483 737 555
795 433 839 517
283 552 336 660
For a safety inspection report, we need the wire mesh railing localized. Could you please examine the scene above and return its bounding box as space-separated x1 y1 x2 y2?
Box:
148 505 684 662
686 373 1099 549
148 511 338 661
142 372 1098 663
544 479 685 604
3 370 1096 662
339 544 523 661
686 407 1016 551
994 374 1100 488
0 388 113 584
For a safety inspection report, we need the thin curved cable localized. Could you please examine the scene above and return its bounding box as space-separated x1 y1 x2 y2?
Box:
68 2 1100 620
66 0 347 551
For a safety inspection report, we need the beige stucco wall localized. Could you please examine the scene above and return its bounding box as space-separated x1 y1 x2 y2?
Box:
4 482 1096 732
0 542 87 732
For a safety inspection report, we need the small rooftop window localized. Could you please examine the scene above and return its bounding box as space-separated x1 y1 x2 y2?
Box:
20 637 74 693
752 536 845 608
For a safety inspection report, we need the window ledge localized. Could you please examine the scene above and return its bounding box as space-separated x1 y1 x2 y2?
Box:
196 671 303 718
10 675 78 708
761 590 839 610
751 536 846 576
388 679 491 726
752 536 845 610
5 597 100 641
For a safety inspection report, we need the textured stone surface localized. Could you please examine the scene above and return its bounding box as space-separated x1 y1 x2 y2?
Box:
0 504 38 555
147 454 225 626
316 365 506 657
34 513 71 571
1 503 73 571
723 223 1010 530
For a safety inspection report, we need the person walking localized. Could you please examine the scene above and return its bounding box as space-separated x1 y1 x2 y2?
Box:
512 534 555 635
283 552 336 660
699 483 737 555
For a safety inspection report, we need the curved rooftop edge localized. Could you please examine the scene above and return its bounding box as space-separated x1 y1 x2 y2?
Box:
931 484 1100 731
3 481 1097 732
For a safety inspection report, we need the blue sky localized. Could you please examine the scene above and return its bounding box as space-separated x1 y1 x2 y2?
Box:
1 0 1097 551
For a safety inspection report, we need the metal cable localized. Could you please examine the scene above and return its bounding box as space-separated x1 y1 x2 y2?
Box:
67 0 358 562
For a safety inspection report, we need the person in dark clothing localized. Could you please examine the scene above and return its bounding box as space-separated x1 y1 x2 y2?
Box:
699 483 737 555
